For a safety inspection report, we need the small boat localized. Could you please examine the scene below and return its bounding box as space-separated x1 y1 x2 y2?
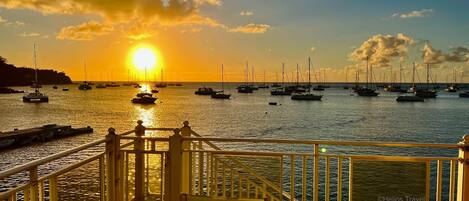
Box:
175 83 183 86
384 85 406 93
268 102 278 105
155 83 167 88
134 84 142 88
291 58 323 101
237 86 254 93
356 88 379 97
62 88 69 91
291 93 323 100
136 92 153 98
96 84 106 88
52 85 58 89
313 85 325 91
151 89 159 93
23 90 49 102
258 84 269 89
396 95 424 102
105 83 120 87
78 82 92 90
271 88 292 96
0 87 24 94
444 86 458 93
132 94 157 104
211 64 231 100
0 139 15 149
30 83 42 88
195 87 215 95
271 83 281 88
459 92 469 98
415 89 437 98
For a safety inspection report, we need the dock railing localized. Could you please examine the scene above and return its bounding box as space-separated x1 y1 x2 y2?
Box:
0 121 468 201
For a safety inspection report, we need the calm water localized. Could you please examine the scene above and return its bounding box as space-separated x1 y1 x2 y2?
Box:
0 83 468 200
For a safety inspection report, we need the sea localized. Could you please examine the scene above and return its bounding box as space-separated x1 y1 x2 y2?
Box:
0 82 468 200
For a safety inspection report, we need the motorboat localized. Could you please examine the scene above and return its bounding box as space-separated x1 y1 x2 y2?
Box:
195 87 215 95
96 84 106 88
132 94 157 104
23 90 49 102
356 88 379 97
459 91 469 98
78 82 92 90
396 95 424 102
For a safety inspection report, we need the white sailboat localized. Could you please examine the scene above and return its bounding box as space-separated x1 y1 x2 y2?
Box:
23 44 49 103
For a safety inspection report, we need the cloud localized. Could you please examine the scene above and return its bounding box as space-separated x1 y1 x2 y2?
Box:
240 10 253 16
20 32 40 37
392 9 434 19
57 21 113 41
349 33 414 66
310 47 316 52
422 43 469 64
229 23 271 34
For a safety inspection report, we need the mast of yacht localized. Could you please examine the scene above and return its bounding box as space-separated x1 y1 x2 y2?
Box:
412 62 416 90
426 63 430 89
33 44 39 90
296 63 299 87
308 57 311 92
252 65 255 85
83 60 88 83
366 57 369 88
282 63 285 87
221 64 225 93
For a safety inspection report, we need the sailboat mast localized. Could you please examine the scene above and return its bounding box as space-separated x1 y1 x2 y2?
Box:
296 63 299 86
412 62 416 89
33 44 38 87
84 60 87 82
399 63 402 84
252 65 255 85
308 57 311 87
426 63 430 89
366 57 369 88
282 63 285 86
221 64 224 91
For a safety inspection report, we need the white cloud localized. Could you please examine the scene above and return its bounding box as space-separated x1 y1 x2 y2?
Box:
229 23 271 34
57 21 113 41
20 32 40 37
310 47 316 52
240 10 253 16
392 9 434 19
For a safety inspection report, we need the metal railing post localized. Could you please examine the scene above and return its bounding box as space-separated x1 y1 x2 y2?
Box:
166 128 183 201
29 167 39 201
181 121 191 194
105 127 117 201
457 135 469 201
134 120 146 201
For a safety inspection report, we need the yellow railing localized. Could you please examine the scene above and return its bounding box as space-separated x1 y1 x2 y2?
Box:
0 121 468 201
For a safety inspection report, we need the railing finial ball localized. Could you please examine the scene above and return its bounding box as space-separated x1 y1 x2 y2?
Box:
183 121 189 127
463 135 469 143
137 120 143 125
108 127 116 134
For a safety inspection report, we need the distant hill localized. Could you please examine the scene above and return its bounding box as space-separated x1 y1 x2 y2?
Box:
0 56 72 87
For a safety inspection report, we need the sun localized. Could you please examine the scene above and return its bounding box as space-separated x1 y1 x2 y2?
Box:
132 46 157 70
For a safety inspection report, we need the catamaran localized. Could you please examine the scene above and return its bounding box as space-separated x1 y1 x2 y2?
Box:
291 57 322 101
23 44 49 103
211 64 231 99
78 60 92 90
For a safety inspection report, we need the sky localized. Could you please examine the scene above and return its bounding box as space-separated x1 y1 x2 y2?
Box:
0 0 468 82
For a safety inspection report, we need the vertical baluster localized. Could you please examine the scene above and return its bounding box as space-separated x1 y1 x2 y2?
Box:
425 161 430 201
280 156 283 201
302 155 307 201
161 153 165 201
230 169 234 198
24 185 30 201
239 174 243 198
247 179 251 198
325 157 330 201
189 147 193 195
222 164 226 197
99 155 106 201
348 158 353 201
49 177 58 201
214 156 218 196
290 155 295 200
38 181 44 201
436 160 443 201
313 144 319 201
263 183 267 200
337 157 342 201
29 167 39 201
124 153 129 201
207 153 212 196
8 193 17 201
198 142 203 195
449 160 456 201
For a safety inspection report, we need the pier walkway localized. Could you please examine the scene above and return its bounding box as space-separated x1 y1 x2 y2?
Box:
0 121 468 201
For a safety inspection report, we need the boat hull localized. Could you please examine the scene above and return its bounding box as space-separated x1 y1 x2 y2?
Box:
396 96 424 102
211 93 231 99
23 96 48 103
291 94 322 101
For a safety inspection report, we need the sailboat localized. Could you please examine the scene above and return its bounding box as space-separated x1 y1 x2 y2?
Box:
155 68 167 88
211 64 231 99
258 70 269 88
397 63 424 102
385 64 406 93
271 63 292 96
238 61 254 93
343 68 350 89
78 60 92 90
291 58 323 101
414 64 437 98
23 44 49 103
445 68 458 92
313 69 326 91
132 62 157 104
356 58 379 97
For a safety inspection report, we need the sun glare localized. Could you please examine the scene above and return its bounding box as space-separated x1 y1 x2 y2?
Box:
132 46 157 70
